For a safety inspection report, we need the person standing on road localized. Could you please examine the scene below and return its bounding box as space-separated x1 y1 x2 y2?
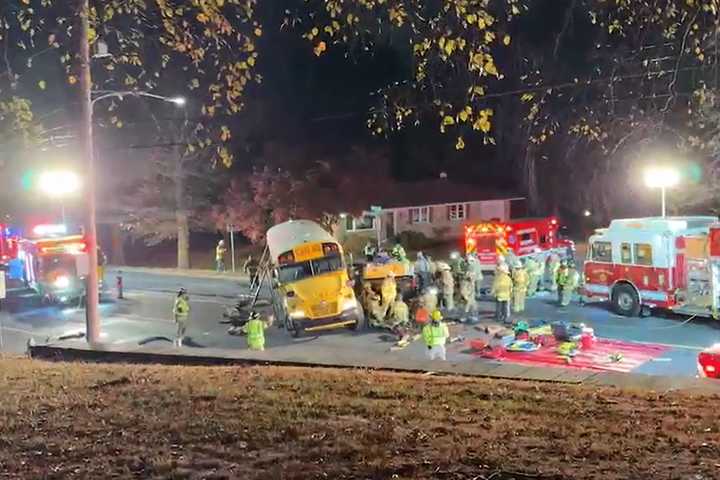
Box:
546 253 561 292
511 263 529 313
525 257 541 297
414 251 431 290
466 253 484 298
172 288 190 347
556 260 572 306
439 266 455 311
491 264 513 325
245 311 268 351
459 272 476 314
422 310 450 361
215 240 227 272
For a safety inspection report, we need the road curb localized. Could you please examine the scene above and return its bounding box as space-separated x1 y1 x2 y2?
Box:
28 343 720 393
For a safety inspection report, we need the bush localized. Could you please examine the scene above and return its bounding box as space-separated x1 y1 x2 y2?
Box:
393 231 436 251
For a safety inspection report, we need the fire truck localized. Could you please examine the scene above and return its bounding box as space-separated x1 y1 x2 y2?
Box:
464 216 575 270
18 228 106 305
583 216 720 318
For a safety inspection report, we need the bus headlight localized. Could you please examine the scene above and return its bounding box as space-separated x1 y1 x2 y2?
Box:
289 310 305 319
54 276 70 289
342 298 357 311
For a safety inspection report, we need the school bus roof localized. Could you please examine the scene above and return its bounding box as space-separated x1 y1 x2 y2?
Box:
266 220 336 262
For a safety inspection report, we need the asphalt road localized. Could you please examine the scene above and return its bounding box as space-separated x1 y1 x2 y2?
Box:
2 269 720 377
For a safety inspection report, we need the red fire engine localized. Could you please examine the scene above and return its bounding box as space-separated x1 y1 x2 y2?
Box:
464 216 574 270
583 216 720 318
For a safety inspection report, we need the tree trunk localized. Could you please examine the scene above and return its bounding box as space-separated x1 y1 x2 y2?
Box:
176 210 190 269
174 147 190 269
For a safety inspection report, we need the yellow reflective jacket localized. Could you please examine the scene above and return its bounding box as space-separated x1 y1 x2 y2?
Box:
491 273 513 301
422 322 449 347
246 318 266 350
173 296 190 317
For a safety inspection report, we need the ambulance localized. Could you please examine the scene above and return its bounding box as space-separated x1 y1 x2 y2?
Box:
464 216 574 270
583 216 720 318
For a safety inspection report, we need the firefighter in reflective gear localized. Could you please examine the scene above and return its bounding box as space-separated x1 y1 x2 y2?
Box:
245 311 268 351
439 267 455 311
466 253 484 297
556 260 572 306
380 273 398 320
390 294 411 341
568 261 582 303
491 264 513 324
428 255 438 282
172 288 190 347
546 253 561 292
422 310 450 360
525 258 542 297
363 241 377 262
215 240 227 272
414 251 432 290
391 243 407 262
511 263 529 313
459 272 477 314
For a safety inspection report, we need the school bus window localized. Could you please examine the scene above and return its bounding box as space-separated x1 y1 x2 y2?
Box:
634 243 653 266
620 243 632 264
591 241 612 262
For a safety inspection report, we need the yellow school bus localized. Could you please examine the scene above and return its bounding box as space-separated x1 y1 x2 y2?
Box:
267 220 363 337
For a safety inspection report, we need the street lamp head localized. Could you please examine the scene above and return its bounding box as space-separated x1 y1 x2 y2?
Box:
170 96 186 107
38 170 81 197
644 166 680 189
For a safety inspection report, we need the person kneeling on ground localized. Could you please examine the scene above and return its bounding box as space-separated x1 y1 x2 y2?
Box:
244 311 269 351
422 310 449 361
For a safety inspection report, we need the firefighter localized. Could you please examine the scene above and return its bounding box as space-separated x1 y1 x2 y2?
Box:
243 255 259 288
439 265 455 311
422 310 450 360
244 311 269 351
556 260 572 306
428 255 438 284
449 252 467 284
172 288 190 347
491 264 513 324
546 253 561 292
363 241 377 262
525 257 541 297
459 271 477 314
511 262 529 313
380 272 398 319
391 243 407 262
568 260 582 304
390 294 411 341
466 253 484 297
215 240 227 272
414 251 431 290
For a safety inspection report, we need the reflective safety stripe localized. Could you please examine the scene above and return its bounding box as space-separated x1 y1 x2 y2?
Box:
638 290 668 301
584 284 610 295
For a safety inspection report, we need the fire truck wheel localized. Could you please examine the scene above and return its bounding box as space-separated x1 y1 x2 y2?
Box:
611 284 641 317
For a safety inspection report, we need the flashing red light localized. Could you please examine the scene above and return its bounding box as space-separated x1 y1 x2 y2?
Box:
505 226 513 232
467 238 476 246
550 218 558 225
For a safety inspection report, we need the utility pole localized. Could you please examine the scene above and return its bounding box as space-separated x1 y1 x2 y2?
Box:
79 0 100 343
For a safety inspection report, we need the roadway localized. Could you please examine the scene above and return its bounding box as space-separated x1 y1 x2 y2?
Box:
2 268 719 377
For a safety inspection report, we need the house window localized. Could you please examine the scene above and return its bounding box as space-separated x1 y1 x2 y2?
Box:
346 215 376 231
447 204 467 221
633 243 653 266
591 241 612 262
409 207 430 224
620 243 632 264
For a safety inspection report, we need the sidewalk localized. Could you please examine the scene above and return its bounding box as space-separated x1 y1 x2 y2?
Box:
29 338 720 393
107 265 248 281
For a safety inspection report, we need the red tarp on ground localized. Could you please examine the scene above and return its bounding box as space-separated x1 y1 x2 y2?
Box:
472 338 670 373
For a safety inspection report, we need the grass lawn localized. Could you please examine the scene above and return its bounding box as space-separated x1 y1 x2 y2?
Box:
0 359 718 479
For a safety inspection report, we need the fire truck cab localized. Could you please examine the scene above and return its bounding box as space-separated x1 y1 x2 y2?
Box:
584 216 720 318
465 216 574 270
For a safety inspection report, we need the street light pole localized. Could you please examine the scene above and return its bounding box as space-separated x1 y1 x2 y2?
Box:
79 0 100 343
